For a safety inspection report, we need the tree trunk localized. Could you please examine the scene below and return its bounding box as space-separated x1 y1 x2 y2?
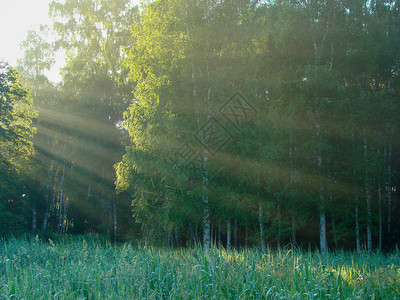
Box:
351 129 360 252
113 196 117 244
234 218 238 248
61 195 67 234
311 12 331 254
32 200 37 231
104 201 110 237
49 167 58 230
329 185 337 249
318 159 327 254
194 223 198 246
42 201 49 231
290 146 296 248
201 0 212 253
363 129 372 252
57 165 65 234
167 230 172 247
387 142 392 234
316 104 326 254
210 224 213 249
355 203 360 252
331 209 338 249
58 196 63 234
213 225 217 248
320 209 327 253
378 184 382 252
259 203 266 252
277 193 281 250
202 180 210 251
175 227 179 247
365 181 373 252
42 165 52 231
291 215 296 248
245 226 248 248
226 220 231 249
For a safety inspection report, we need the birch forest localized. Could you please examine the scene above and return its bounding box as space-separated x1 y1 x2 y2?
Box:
1 0 400 253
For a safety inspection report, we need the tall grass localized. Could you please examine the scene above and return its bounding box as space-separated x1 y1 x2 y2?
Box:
0 237 399 299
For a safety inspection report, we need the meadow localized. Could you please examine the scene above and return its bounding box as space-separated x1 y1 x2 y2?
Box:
0 237 399 299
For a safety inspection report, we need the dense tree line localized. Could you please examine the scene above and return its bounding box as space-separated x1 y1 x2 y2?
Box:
0 62 37 236
1 0 399 252
116 0 400 251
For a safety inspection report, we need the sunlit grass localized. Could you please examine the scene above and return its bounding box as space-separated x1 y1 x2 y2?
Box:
0 236 399 299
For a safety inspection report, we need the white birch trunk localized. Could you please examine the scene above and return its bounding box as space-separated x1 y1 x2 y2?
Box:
290 146 296 248
363 129 372 252
320 210 327 253
318 149 327 254
351 129 361 252
365 181 373 252
226 220 231 249
202 165 210 251
202 0 212 252
387 141 392 233
310 5 330 254
318 159 327 253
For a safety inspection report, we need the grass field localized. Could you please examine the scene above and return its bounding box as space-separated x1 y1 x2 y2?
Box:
0 237 399 299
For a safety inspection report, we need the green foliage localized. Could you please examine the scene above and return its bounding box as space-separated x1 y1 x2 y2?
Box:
5 0 400 251
12 0 142 239
0 62 36 173
17 25 55 83
0 62 37 236
115 0 400 250
0 238 399 299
